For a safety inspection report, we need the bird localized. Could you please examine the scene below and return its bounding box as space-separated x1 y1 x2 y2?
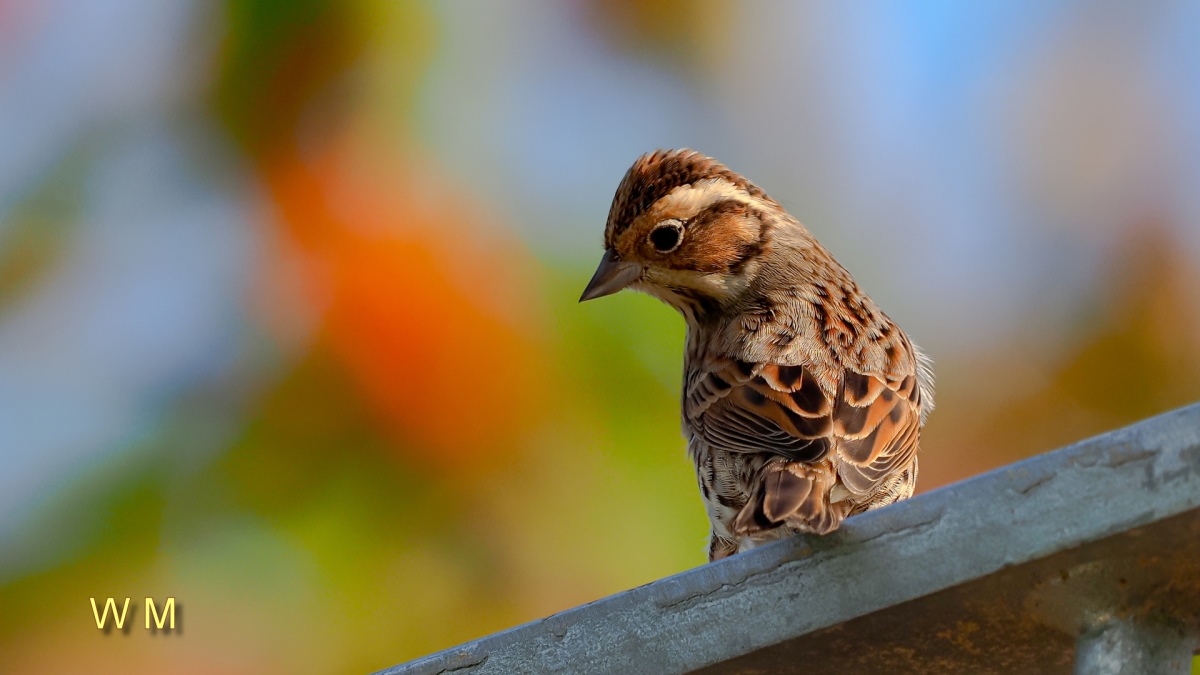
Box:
579 149 934 561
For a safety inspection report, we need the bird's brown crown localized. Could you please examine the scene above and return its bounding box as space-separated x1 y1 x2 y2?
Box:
604 149 768 248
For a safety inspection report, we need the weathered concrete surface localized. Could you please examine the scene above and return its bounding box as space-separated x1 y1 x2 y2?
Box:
376 404 1200 675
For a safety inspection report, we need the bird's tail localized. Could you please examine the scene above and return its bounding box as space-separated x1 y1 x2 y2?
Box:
731 461 845 536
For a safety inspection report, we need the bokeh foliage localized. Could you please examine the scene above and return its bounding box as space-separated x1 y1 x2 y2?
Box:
1 1 1199 673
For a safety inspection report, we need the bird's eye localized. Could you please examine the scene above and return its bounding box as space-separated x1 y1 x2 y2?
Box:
649 222 683 253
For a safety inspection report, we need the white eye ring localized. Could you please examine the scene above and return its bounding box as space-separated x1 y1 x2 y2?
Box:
648 219 684 253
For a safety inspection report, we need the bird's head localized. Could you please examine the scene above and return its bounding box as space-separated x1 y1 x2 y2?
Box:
580 149 780 322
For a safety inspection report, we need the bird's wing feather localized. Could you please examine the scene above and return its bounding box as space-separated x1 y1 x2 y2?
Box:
686 358 923 495
833 371 924 494
686 359 832 462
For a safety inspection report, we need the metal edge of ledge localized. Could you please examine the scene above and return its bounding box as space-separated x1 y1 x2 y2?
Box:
375 403 1200 675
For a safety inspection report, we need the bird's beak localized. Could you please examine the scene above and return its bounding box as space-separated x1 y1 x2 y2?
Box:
579 250 642 302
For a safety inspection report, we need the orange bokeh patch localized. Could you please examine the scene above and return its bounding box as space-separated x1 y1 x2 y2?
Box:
262 141 546 468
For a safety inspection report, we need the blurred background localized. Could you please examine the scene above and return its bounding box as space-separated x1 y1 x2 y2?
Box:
2 1 1200 672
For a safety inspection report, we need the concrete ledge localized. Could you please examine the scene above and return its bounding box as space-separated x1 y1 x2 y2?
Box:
377 403 1200 674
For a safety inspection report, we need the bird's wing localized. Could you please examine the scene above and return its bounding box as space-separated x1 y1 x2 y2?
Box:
832 370 924 495
686 359 833 463
685 358 924 495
